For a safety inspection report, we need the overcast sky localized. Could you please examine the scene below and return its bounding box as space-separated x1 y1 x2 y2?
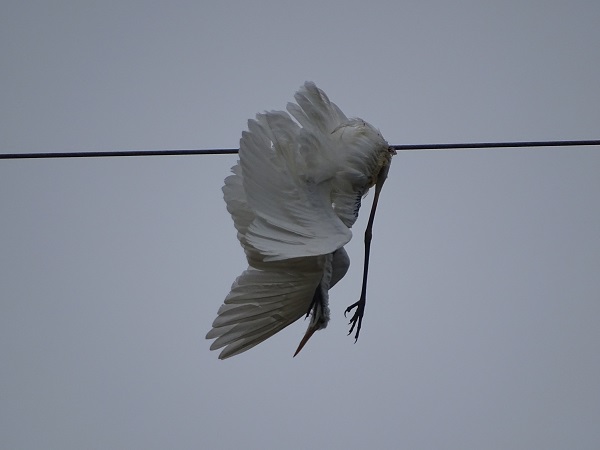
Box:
1 1 599 449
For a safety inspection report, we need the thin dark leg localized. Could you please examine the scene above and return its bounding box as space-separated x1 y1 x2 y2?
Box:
305 284 323 318
345 160 392 341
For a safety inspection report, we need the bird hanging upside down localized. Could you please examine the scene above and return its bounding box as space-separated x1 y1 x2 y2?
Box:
206 82 394 359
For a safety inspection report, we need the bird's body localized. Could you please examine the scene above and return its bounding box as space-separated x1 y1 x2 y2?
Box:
206 82 393 359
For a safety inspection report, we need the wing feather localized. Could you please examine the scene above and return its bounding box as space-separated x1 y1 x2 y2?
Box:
286 81 348 135
206 267 322 359
239 112 351 261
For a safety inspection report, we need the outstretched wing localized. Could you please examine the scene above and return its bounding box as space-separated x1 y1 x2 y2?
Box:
206 264 323 359
230 84 354 261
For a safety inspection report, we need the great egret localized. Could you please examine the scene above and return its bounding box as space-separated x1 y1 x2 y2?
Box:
206 82 394 359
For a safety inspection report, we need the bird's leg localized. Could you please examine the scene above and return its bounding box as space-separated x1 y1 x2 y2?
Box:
344 231 370 341
345 159 391 342
344 224 372 341
304 282 323 318
295 284 325 357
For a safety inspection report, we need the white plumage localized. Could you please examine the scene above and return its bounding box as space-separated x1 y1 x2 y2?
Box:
206 82 393 359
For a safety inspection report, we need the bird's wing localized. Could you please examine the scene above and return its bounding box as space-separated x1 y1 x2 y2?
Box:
206 265 322 359
237 109 352 262
286 81 348 136
222 163 254 247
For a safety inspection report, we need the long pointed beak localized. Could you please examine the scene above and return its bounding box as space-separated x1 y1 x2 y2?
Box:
293 326 318 357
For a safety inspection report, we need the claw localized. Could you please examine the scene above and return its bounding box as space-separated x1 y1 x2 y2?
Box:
345 298 365 342
343 304 354 318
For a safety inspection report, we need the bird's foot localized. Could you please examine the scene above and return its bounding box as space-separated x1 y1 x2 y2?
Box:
344 297 365 342
305 286 323 318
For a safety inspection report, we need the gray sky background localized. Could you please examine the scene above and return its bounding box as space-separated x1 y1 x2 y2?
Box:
1 1 599 449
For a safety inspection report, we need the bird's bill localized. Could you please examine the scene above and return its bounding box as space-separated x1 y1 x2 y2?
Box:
293 326 318 357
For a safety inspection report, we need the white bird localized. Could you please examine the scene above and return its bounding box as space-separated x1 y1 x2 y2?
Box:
206 82 394 359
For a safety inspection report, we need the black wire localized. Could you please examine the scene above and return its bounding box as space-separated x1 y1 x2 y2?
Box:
0 148 239 160
1 140 599 160
391 140 600 151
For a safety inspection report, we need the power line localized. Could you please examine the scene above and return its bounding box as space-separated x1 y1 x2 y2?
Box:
0 148 239 160
391 139 600 151
1 139 599 160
